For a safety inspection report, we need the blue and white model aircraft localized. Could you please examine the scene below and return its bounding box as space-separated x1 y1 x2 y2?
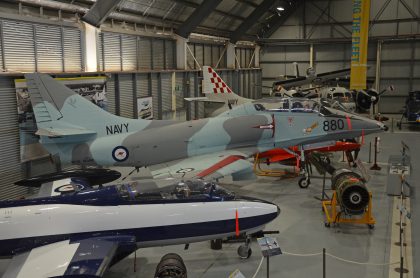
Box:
0 169 279 278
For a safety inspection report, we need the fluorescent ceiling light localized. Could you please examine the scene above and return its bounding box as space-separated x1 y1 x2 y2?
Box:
276 6 284 11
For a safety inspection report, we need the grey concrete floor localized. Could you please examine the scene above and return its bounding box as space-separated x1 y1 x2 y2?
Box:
105 118 418 278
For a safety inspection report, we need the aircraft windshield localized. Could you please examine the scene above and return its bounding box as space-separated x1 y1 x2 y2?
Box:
333 92 352 102
319 98 349 112
118 180 235 202
254 98 320 113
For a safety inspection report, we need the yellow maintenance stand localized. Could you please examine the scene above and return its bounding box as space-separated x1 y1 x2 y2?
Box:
323 191 375 229
323 169 375 229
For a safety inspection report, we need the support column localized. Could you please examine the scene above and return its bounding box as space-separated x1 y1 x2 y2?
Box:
374 40 382 92
176 35 188 70
309 44 314 68
226 43 236 69
83 22 98 72
374 40 382 114
254 45 261 68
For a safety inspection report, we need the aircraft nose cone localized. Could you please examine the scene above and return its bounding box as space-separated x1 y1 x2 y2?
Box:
238 196 280 216
375 121 388 131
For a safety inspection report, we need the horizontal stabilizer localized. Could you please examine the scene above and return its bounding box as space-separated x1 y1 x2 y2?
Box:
36 127 97 138
184 97 225 103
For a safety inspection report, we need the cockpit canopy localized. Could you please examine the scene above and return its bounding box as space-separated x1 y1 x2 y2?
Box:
253 98 322 114
319 98 350 112
118 180 235 203
326 87 353 103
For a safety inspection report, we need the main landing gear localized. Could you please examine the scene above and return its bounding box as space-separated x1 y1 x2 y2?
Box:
155 253 187 278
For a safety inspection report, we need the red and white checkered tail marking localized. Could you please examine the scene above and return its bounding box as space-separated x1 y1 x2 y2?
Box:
203 66 233 94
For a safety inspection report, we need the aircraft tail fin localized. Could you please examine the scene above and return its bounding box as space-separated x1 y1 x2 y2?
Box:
202 66 249 105
24 73 150 139
25 73 73 124
203 66 235 95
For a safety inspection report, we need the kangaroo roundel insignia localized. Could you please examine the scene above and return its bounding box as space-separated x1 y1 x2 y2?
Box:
112 146 129 162
54 184 76 193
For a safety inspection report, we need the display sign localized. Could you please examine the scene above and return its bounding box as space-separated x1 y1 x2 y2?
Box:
350 0 370 90
15 76 107 162
257 237 282 257
137 96 153 119
228 269 245 278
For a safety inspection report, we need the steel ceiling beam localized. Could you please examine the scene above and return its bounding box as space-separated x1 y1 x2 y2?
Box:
172 0 244 21
176 0 223 38
82 0 124 27
260 0 304 39
230 0 274 43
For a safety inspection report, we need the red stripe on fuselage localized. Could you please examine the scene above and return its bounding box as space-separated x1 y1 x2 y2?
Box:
196 155 245 178
235 209 240 236
346 115 352 130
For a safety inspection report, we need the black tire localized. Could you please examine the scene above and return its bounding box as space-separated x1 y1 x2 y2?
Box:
210 239 223 250
324 223 330 228
237 245 252 259
298 177 310 188
155 253 187 278
368 224 375 230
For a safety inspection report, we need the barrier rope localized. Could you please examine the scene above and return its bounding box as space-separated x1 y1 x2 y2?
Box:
280 250 398 266
325 252 399 266
250 256 265 278
282 251 323 257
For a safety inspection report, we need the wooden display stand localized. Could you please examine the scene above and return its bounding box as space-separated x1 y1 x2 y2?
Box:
322 191 375 229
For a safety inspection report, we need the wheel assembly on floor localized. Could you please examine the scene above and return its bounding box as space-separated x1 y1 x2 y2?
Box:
155 253 187 278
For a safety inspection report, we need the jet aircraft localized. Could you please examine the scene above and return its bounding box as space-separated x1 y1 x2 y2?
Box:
25 73 384 182
0 169 280 277
185 67 381 178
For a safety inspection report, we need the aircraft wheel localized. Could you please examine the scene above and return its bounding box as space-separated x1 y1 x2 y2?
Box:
237 245 252 259
210 239 223 250
298 177 310 189
397 122 402 130
368 224 375 230
324 223 330 228
155 253 187 278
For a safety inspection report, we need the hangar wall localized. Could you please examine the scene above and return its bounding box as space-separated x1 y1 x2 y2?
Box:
260 0 420 113
0 10 261 199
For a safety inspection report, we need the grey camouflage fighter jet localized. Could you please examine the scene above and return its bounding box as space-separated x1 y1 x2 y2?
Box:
24 73 385 181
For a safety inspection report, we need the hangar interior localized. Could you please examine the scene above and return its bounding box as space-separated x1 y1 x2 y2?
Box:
0 0 419 277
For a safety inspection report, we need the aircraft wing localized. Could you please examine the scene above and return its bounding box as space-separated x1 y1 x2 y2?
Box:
149 149 255 181
14 169 121 198
2 236 136 278
273 68 351 89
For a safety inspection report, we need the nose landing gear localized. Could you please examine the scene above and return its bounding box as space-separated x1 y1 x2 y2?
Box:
237 236 252 259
